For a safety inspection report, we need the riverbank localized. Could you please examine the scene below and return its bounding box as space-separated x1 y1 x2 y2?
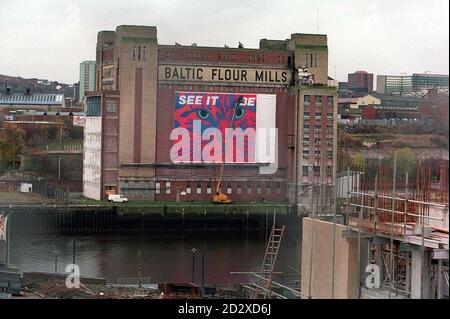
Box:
2 201 298 234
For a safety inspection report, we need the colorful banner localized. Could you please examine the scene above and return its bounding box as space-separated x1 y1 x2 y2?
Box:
172 92 276 164
73 115 85 127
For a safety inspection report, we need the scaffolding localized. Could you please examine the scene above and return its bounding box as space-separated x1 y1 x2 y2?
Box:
343 157 449 299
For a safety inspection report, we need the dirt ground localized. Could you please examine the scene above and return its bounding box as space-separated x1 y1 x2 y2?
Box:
19 275 162 299
0 192 48 205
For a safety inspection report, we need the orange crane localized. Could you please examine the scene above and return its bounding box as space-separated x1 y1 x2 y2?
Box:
211 96 243 204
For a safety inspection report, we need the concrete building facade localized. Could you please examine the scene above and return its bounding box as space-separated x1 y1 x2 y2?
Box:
79 60 96 101
377 73 448 95
83 25 338 207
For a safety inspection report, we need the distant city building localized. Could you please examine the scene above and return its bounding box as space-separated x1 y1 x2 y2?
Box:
361 105 419 120
338 82 348 92
357 93 421 109
376 75 412 94
412 73 449 91
377 73 448 94
79 61 96 101
348 71 373 93
73 82 80 102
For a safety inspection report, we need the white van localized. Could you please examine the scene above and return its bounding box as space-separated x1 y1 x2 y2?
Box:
108 194 128 203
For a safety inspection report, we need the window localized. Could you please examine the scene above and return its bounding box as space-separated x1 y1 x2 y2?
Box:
315 112 322 118
316 96 322 106
266 182 272 194
310 53 313 68
305 53 309 67
207 182 212 194
196 183 202 194
237 183 242 194
186 182 192 194
143 46 146 61
304 95 311 106
326 166 333 175
247 182 252 194
314 53 318 67
123 180 129 192
144 181 150 194
106 101 118 113
304 124 310 129
327 112 333 118
138 46 141 61
327 151 333 159
302 166 309 176
327 96 334 106
313 166 320 175
166 182 171 194
315 124 321 130
303 137 310 142
257 183 262 195
132 46 136 61
226 182 232 195
276 182 281 194
304 112 310 119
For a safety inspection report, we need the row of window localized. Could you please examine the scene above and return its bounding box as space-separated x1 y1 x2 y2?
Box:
302 150 333 159
303 124 333 129
302 165 333 176
162 50 292 66
305 53 318 68
154 181 283 195
303 137 333 144
304 95 334 106
157 83 289 93
132 46 146 61
304 111 334 117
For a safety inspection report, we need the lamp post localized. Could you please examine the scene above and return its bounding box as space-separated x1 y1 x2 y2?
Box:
191 248 197 283
54 249 59 273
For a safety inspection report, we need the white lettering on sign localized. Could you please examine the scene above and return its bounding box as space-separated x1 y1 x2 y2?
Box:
159 65 291 85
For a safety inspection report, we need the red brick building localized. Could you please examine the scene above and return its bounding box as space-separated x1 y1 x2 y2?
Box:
83 26 338 205
348 71 373 93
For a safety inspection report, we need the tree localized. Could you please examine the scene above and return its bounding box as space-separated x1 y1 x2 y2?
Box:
353 152 366 170
0 127 26 168
396 147 416 180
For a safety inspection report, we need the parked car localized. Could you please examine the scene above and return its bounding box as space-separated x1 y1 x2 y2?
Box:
108 194 128 203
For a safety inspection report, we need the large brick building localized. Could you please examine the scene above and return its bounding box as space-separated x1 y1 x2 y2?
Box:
83 25 337 206
348 71 373 93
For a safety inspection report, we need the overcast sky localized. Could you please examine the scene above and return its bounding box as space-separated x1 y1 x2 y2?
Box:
1 0 448 84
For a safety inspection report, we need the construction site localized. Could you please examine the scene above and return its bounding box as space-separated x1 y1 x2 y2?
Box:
239 157 448 299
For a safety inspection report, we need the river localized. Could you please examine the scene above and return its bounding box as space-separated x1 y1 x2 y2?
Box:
9 230 302 286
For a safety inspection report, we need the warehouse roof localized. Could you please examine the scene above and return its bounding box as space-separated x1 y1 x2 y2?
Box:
0 93 64 105
370 105 419 111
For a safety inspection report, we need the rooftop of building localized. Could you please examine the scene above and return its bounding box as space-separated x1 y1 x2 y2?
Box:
368 105 419 111
158 43 292 53
338 106 361 114
350 71 372 74
364 93 423 102
0 93 65 105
